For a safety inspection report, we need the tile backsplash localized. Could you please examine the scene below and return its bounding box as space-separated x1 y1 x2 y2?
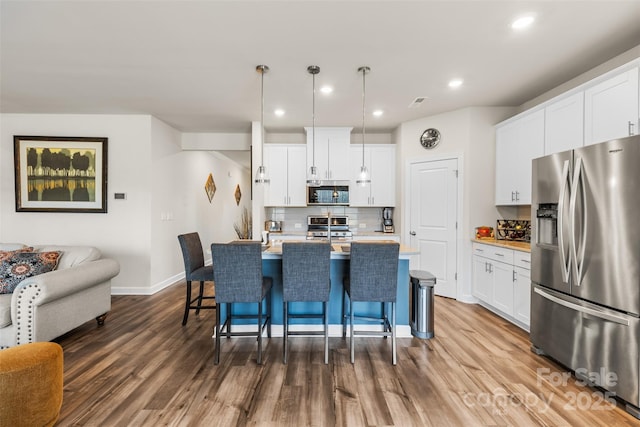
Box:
265 207 387 233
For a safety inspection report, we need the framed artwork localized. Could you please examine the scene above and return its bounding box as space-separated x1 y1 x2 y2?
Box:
205 173 216 203
14 135 108 213
234 184 241 205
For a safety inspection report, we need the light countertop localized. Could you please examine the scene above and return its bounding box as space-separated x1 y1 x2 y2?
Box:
263 241 418 260
472 238 531 253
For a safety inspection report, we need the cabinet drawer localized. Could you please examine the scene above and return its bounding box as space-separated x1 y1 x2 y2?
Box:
473 243 513 264
514 251 531 269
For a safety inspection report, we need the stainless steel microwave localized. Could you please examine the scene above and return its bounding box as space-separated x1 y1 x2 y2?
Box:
306 184 349 206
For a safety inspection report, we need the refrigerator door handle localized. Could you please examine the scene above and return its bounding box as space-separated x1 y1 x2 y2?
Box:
534 287 630 326
557 160 571 283
569 156 587 287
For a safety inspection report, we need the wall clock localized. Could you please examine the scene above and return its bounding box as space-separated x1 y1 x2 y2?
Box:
420 128 441 149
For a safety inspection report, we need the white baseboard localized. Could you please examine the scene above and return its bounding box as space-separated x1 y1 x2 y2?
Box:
211 324 412 338
110 274 183 295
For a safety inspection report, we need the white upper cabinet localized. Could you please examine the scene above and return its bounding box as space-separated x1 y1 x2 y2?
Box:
545 91 584 154
264 144 307 207
495 109 544 205
305 127 352 181
584 67 639 146
349 144 396 207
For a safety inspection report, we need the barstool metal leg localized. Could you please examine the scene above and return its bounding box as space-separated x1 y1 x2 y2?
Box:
392 301 397 365
215 308 221 364
226 303 232 338
350 300 355 364
196 281 205 314
182 281 192 326
323 301 329 364
257 301 263 365
283 302 288 364
342 290 347 338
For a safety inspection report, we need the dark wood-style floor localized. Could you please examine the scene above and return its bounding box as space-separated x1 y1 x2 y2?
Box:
54 282 638 426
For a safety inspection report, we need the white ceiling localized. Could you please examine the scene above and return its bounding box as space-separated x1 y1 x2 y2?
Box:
2 0 640 135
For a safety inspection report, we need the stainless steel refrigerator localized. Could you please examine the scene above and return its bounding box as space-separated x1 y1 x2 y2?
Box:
530 134 640 417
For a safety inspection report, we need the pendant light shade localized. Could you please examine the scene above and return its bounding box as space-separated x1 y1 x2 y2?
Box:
254 64 270 184
356 66 371 186
307 65 321 186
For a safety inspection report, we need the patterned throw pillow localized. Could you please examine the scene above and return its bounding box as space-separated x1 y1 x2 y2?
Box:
0 251 62 294
0 247 34 262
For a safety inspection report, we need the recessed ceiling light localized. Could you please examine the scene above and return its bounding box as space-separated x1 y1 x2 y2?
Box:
512 15 535 30
448 79 463 89
372 110 383 117
274 109 285 117
320 86 333 94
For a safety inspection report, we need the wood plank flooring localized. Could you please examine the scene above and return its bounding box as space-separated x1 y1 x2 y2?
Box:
53 282 639 426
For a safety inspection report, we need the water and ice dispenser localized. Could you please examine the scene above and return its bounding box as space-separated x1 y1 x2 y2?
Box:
536 203 558 246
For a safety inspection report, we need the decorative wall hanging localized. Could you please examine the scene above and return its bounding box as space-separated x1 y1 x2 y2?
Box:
204 173 216 203
234 184 242 205
13 135 108 213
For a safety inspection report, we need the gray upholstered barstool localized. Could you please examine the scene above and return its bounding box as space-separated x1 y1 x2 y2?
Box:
282 241 332 364
342 242 400 365
211 241 272 365
177 233 216 325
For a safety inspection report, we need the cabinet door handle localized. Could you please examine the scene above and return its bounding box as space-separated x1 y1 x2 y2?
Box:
494 253 504 257
511 191 515 201
371 197 374 205
630 120 636 136
515 191 520 201
485 262 488 273
513 270 517 282
520 259 531 264
489 264 493 273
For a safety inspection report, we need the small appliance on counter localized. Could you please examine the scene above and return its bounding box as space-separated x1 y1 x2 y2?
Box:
382 207 394 233
264 220 282 233
474 226 494 239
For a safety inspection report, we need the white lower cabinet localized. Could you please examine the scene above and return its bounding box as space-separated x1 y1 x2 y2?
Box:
472 242 531 330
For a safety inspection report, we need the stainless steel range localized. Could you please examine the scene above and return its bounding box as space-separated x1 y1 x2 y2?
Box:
306 215 352 241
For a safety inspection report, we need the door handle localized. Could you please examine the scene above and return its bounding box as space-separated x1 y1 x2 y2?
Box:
534 287 630 326
557 160 571 283
629 120 636 136
569 157 587 287
410 231 416 236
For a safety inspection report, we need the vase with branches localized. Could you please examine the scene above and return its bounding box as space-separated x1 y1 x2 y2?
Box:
233 207 252 240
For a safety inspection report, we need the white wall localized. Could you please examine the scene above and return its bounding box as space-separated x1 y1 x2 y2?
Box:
396 106 514 301
1 114 153 291
1 113 251 295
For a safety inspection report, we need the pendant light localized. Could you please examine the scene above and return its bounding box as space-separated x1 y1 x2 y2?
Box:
254 64 270 184
307 65 320 186
356 66 371 186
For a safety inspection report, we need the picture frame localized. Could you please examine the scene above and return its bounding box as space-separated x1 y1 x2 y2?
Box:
14 135 108 213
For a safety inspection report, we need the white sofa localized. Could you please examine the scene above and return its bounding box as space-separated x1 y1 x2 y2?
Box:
0 244 120 349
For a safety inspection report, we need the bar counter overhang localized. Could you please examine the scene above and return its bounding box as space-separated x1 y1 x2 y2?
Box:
216 242 418 337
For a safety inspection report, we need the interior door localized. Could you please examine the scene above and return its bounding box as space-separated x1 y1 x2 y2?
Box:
408 158 458 298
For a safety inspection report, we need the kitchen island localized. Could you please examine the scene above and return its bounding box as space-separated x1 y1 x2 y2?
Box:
218 242 418 337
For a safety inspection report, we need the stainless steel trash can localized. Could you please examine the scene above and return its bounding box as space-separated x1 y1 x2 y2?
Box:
409 270 436 339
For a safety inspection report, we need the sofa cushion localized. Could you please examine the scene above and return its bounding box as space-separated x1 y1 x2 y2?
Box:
34 246 101 269
0 247 34 263
0 294 11 327
0 252 62 294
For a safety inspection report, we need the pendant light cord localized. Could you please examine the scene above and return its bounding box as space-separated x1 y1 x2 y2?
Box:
361 67 366 166
260 67 265 167
312 70 316 166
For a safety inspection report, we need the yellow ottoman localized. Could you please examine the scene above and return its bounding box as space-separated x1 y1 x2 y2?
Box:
0 342 64 427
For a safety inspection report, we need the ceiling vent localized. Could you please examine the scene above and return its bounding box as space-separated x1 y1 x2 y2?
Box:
408 97 428 108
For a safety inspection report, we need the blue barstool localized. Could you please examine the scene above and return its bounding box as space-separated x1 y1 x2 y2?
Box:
177 233 216 326
342 242 400 365
282 241 332 364
211 241 272 365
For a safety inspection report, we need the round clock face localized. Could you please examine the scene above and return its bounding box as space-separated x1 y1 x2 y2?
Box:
420 128 441 149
